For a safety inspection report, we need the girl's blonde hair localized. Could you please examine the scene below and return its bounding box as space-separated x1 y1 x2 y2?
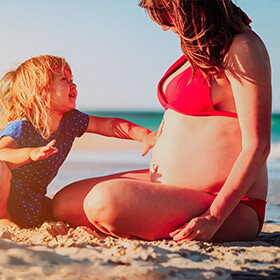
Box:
139 0 251 78
0 55 69 139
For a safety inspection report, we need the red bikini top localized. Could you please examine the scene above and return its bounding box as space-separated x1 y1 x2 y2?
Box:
157 55 237 118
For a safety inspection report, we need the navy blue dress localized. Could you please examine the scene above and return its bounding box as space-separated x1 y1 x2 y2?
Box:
0 109 89 228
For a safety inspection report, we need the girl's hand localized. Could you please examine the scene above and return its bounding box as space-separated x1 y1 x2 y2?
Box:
169 210 222 244
142 131 157 156
141 119 165 157
30 139 58 161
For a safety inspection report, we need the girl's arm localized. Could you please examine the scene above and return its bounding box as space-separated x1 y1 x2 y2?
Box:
86 116 157 155
171 31 272 242
0 136 58 169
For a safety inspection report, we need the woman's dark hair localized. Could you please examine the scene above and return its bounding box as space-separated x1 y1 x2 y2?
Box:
139 0 250 77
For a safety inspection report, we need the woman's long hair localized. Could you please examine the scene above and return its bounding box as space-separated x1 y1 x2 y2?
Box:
139 0 250 78
0 55 68 139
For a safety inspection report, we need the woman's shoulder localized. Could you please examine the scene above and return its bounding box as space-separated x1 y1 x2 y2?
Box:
224 29 271 78
231 29 267 54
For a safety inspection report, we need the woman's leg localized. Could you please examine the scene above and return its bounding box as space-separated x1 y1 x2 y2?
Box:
83 179 260 242
53 169 259 242
83 178 214 240
212 202 259 242
51 169 151 228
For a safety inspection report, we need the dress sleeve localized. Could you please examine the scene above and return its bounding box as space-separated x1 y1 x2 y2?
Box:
64 109 90 138
0 120 26 147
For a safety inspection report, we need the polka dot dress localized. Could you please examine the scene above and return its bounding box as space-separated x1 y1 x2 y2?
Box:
0 109 89 228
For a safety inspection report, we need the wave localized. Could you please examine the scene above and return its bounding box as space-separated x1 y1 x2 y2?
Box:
67 142 280 164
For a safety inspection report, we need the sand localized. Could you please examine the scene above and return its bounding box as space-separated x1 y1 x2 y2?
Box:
1 135 279 280
71 133 143 151
0 222 279 280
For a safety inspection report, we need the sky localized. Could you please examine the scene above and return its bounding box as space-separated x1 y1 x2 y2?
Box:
0 0 279 112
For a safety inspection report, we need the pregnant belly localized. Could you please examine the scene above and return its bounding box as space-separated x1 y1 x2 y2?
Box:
150 110 242 192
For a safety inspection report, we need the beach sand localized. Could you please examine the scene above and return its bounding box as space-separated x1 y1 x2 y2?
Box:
1 135 280 280
72 133 143 151
0 223 279 280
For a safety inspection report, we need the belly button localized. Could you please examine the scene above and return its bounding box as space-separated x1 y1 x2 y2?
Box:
150 164 159 173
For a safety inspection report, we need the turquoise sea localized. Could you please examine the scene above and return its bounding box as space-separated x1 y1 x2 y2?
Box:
87 111 280 142
49 111 280 225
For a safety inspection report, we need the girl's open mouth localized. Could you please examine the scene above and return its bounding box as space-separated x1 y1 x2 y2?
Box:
69 91 76 98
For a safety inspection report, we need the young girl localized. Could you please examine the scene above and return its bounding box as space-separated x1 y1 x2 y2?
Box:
0 55 156 228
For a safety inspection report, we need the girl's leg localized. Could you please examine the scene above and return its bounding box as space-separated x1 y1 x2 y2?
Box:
51 169 150 228
0 161 12 219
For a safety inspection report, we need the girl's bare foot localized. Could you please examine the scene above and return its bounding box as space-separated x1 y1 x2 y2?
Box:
0 218 18 228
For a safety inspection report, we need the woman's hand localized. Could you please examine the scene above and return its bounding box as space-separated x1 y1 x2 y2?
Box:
142 131 157 156
30 139 58 161
169 210 222 244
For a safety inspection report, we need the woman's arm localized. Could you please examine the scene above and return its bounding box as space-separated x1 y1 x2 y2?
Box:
86 116 157 155
209 30 271 225
171 30 272 242
0 136 58 169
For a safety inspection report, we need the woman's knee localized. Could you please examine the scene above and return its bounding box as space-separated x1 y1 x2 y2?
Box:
83 180 126 229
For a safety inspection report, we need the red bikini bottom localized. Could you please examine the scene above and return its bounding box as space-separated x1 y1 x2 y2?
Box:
239 196 266 235
209 194 266 235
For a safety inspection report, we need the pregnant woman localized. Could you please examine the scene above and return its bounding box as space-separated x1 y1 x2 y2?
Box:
52 0 272 243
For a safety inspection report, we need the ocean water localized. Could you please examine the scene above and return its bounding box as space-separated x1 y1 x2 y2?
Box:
86 111 280 142
49 111 280 224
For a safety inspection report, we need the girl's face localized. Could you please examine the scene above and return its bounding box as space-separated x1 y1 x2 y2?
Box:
49 66 77 114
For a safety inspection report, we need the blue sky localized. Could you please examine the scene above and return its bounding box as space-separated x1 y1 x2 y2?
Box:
0 0 279 112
